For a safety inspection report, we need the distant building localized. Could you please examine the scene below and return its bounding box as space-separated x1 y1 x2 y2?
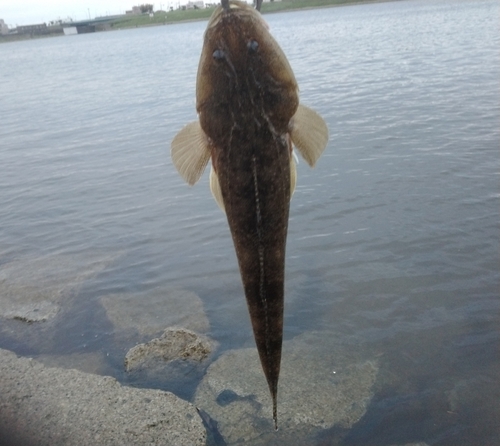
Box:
0 19 10 35
186 1 204 9
16 23 48 35
126 6 142 15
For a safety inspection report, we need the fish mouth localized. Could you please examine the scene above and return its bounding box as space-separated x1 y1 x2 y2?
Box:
208 1 263 30
220 0 262 12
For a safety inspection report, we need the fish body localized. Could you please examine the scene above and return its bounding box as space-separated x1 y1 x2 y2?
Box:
171 1 328 429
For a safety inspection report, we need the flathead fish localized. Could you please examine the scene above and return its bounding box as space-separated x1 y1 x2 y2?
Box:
171 1 328 429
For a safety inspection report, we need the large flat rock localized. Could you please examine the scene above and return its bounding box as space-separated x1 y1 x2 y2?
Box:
36 350 114 376
194 331 378 444
0 348 206 446
0 252 118 322
101 287 209 338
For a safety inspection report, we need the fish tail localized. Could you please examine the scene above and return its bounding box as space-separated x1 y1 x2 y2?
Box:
273 396 278 431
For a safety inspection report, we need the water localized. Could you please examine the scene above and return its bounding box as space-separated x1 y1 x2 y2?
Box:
0 0 499 444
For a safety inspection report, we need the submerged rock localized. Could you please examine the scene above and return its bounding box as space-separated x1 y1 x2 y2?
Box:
125 327 217 372
101 287 210 338
194 331 378 444
0 348 206 446
0 253 118 322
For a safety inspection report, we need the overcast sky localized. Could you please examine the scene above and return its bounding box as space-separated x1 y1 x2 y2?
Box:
1 0 217 26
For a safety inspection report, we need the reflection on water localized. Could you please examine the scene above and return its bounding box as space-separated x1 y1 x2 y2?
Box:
0 0 499 444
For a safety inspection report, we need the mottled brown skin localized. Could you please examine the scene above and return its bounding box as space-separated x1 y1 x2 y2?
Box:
196 2 299 427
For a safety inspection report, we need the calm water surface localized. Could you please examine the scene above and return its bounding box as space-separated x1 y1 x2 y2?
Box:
1 0 499 444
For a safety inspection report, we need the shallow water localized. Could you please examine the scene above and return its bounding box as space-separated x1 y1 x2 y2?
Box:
0 0 499 444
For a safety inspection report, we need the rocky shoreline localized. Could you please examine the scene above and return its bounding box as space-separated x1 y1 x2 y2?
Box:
0 252 430 445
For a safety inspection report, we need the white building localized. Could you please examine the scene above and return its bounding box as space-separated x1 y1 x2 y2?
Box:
0 19 9 35
186 1 204 9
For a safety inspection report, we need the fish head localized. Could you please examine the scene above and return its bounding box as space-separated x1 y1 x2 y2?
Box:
196 1 299 140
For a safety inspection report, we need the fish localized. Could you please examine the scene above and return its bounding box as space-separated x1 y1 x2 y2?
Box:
170 0 328 429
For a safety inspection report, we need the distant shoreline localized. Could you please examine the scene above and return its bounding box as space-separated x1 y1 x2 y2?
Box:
0 0 397 44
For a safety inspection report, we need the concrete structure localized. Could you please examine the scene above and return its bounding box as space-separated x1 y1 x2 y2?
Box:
64 24 96 34
61 16 117 35
63 27 78 35
0 348 206 445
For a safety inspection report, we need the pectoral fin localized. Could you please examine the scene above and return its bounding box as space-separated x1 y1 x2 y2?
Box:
171 121 211 185
290 104 329 167
209 165 225 212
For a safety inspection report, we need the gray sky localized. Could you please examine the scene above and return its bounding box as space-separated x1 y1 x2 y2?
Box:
1 0 218 26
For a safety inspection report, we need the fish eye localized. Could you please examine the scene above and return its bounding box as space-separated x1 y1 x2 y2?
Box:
247 40 259 53
212 49 225 60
